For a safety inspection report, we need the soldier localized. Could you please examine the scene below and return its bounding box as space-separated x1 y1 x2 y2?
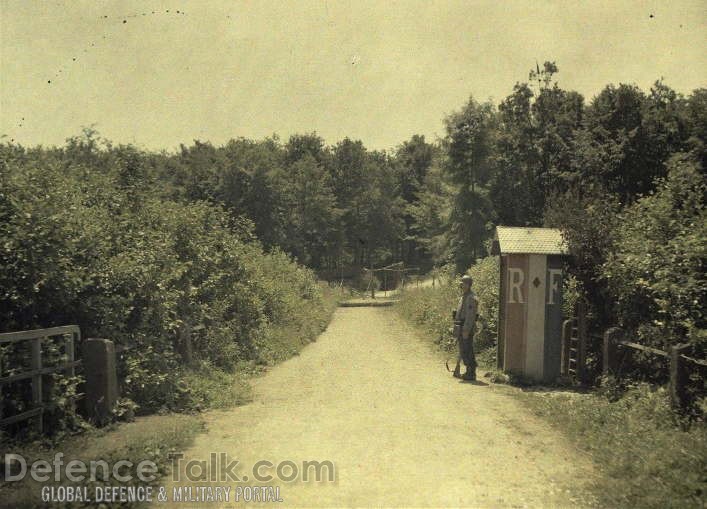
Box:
452 274 478 381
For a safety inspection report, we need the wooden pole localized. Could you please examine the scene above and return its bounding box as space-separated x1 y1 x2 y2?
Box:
31 337 43 433
670 343 691 411
603 327 622 376
83 339 119 426
67 332 77 414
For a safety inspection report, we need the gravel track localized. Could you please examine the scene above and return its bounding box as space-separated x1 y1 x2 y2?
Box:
158 307 598 508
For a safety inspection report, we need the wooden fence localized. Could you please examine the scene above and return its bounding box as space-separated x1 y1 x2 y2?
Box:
0 326 82 433
559 303 706 412
603 327 707 411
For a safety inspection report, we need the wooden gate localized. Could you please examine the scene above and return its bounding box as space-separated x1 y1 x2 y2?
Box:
0 326 82 433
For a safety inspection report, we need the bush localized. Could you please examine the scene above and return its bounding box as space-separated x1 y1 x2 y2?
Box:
397 260 499 365
544 186 621 332
0 140 337 431
467 255 499 350
397 280 458 352
603 154 706 357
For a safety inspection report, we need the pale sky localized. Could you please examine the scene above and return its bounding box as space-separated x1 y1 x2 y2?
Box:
1 0 705 151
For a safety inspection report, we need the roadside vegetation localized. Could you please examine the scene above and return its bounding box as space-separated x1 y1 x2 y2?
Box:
396 257 499 368
520 384 707 508
398 272 706 508
397 142 705 507
0 134 339 509
0 138 338 431
395 61 705 507
1 414 204 508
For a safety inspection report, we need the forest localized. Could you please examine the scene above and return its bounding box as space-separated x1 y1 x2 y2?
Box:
1 62 705 429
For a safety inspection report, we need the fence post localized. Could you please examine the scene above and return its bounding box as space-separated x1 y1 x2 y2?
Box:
64 332 78 415
603 327 623 376
31 337 43 434
67 331 77 378
82 338 119 426
561 320 573 376
670 343 690 411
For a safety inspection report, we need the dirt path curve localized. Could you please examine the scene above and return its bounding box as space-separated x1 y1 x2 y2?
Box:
159 308 598 508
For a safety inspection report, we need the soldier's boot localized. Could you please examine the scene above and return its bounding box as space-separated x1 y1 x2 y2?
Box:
452 362 461 379
462 369 476 381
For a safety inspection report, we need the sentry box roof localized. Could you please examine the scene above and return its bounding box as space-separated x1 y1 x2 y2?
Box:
491 226 569 255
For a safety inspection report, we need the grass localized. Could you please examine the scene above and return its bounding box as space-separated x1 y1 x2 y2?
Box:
0 413 204 508
515 384 706 508
256 283 340 364
178 364 254 411
396 282 458 352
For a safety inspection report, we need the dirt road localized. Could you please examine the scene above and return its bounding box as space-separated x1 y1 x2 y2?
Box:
159 307 598 508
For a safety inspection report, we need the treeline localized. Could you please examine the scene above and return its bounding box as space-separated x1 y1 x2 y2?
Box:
135 61 703 359
153 132 438 272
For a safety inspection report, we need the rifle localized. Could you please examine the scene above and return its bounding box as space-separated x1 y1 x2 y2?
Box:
446 309 463 377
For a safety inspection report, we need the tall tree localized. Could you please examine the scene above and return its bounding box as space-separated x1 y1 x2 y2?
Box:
284 132 329 166
217 137 286 248
394 135 437 266
329 138 371 266
491 63 583 226
277 154 340 268
407 162 453 268
443 96 496 271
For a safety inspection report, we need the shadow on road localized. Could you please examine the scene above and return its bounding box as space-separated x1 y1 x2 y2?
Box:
458 379 489 386
517 385 591 394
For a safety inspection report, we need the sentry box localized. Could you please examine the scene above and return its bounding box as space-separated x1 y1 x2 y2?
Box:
491 227 569 382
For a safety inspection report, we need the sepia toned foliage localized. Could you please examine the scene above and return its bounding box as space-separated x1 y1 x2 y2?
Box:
0 136 335 421
603 153 706 356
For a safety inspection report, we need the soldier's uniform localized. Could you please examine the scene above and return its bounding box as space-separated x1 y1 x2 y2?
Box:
454 286 478 379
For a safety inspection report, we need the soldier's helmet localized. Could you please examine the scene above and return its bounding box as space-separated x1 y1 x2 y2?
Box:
460 274 473 285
